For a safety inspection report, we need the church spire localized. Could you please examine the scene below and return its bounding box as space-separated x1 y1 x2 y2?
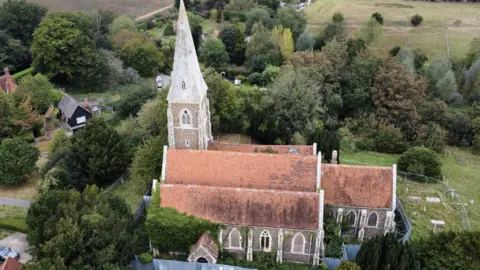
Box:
167 0 207 103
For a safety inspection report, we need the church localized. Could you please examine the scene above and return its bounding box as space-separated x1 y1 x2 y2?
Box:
155 0 397 265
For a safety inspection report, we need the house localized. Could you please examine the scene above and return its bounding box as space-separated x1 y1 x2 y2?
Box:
0 68 17 94
155 0 397 266
58 94 92 133
0 257 23 270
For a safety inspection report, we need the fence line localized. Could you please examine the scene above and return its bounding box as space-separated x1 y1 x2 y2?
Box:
342 159 472 231
133 188 152 222
104 170 130 193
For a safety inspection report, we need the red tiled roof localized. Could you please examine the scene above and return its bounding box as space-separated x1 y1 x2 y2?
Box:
322 164 393 208
160 184 319 230
208 141 314 156
190 232 219 259
0 74 17 94
0 257 23 270
166 149 317 192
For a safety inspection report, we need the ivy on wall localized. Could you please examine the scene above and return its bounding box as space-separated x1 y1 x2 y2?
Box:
146 187 221 252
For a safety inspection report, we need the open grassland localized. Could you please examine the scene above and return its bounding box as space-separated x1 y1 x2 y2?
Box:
305 0 480 58
0 174 38 201
342 147 480 239
0 205 28 238
0 0 173 17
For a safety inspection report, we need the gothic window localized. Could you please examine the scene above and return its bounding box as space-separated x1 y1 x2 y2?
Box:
367 212 378 227
180 109 192 127
347 210 357 227
260 230 272 252
291 233 305 254
229 228 242 249
182 81 186 89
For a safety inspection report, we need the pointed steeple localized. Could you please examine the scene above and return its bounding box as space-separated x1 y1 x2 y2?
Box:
167 0 207 103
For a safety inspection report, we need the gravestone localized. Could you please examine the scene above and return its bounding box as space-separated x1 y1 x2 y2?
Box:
408 196 421 201
426 197 441 203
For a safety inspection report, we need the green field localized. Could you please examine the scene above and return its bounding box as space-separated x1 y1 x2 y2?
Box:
304 0 480 58
0 205 28 239
342 147 480 239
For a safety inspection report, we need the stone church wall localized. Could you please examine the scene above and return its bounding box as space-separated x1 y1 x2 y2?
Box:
170 103 200 149
326 206 389 239
221 225 317 264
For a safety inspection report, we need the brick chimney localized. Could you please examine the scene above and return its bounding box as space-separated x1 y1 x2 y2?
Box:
82 98 91 111
3 67 10 76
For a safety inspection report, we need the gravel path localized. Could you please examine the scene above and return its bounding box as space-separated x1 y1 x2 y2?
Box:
0 198 30 208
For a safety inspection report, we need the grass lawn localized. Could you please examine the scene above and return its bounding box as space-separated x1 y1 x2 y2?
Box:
0 174 39 201
111 178 145 212
341 147 480 239
71 78 155 103
0 205 28 237
304 0 480 58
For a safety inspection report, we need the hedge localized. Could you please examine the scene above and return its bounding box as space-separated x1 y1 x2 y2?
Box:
0 217 29 233
12 67 34 81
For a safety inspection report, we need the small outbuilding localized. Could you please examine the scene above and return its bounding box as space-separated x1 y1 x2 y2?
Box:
187 232 219 264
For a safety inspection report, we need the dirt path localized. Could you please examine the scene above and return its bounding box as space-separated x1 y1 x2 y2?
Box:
0 198 30 208
135 4 174 23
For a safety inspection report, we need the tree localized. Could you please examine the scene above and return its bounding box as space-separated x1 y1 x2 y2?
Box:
31 17 108 89
295 29 315 51
0 0 47 45
130 136 166 192
219 24 246 65
245 7 272 35
200 37 229 68
358 18 383 44
338 261 361 270
395 47 415 75
371 12 384 25
0 30 29 72
137 94 169 139
15 74 62 113
464 57 480 102
205 70 243 133
70 118 130 186
109 15 136 36
114 86 156 119
315 19 347 50
163 20 175 36
0 137 39 184
412 48 428 72
188 13 203 51
411 14 423 26
466 37 480 68
281 28 294 58
26 186 146 268
398 146 442 179
246 22 282 72
425 58 462 104
371 58 427 140
276 7 307 40
258 0 280 11
119 37 164 77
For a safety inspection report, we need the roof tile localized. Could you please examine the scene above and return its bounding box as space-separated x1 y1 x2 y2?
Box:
208 141 313 156
166 149 317 192
160 184 319 230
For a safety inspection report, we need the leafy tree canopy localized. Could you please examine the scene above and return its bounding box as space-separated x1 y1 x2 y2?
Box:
276 7 307 40
0 137 39 184
15 74 63 113
200 37 229 68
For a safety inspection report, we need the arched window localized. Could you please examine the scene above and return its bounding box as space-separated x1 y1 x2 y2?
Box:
229 228 242 249
347 210 357 227
367 212 378 227
291 232 305 254
260 230 272 252
182 81 186 89
180 109 192 127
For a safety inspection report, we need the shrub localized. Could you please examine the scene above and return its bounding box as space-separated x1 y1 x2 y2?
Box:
248 72 265 86
260 146 278 154
163 20 175 36
332 12 344 23
373 124 406 154
338 261 361 270
356 137 375 151
389 46 401 57
411 14 423 26
146 21 155 29
397 147 442 179
371 12 384 25
12 67 34 81
139 253 153 263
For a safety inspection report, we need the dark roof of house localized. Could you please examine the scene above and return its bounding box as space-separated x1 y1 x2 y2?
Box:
208 141 314 156
322 164 393 208
0 257 23 270
160 184 319 230
130 257 254 270
166 149 318 192
58 94 89 119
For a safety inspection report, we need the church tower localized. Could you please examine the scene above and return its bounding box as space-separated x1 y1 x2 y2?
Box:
167 0 213 150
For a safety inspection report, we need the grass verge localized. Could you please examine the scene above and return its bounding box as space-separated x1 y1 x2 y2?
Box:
111 178 145 212
0 205 28 234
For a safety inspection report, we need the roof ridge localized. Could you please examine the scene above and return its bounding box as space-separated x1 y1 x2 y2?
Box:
160 183 320 195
